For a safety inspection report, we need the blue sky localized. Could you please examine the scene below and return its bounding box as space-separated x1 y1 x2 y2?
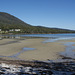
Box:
0 0 75 30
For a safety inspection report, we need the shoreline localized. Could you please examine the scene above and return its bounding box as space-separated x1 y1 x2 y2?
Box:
0 37 75 61
0 38 65 61
0 38 75 74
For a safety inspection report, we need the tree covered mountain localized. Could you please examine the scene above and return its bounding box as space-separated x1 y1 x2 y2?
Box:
0 12 75 34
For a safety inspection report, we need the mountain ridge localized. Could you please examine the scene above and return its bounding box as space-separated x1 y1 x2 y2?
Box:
0 12 75 34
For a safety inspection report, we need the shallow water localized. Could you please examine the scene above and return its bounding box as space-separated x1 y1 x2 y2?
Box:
59 42 75 59
21 33 75 38
1 33 75 39
44 38 75 60
11 47 35 57
43 37 75 43
42 36 75 59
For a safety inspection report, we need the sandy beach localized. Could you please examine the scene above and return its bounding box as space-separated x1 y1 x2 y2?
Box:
0 38 75 61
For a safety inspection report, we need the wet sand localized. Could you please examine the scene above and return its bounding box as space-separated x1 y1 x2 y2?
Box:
0 38 65 61
0 38 75 61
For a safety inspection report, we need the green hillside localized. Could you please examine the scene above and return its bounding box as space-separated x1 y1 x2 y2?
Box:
0 12 75 34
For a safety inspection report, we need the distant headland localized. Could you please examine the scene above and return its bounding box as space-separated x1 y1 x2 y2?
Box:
0 12 75 34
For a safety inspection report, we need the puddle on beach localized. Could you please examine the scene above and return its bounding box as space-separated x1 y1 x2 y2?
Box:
0 47 35 59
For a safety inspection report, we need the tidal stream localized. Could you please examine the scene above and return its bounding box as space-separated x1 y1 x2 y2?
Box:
0 47 35 59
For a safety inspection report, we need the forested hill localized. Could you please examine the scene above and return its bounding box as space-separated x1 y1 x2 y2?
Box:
0 12 31 28
0 12 75 34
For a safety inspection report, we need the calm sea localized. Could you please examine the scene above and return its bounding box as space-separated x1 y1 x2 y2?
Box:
0 33 75 42
21 33 75 38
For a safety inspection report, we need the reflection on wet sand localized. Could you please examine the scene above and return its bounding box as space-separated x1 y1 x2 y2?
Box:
0 47 35 60
60 42 75 59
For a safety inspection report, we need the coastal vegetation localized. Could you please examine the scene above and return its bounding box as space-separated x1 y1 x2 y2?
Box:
0 12 75 34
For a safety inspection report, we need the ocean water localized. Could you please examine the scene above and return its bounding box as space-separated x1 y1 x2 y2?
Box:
21 33 75 38
21 33 75 43
1 33 75 42
1 33 75 38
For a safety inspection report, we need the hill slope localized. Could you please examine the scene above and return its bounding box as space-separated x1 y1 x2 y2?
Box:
0 12 31 29
0 12 74 34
